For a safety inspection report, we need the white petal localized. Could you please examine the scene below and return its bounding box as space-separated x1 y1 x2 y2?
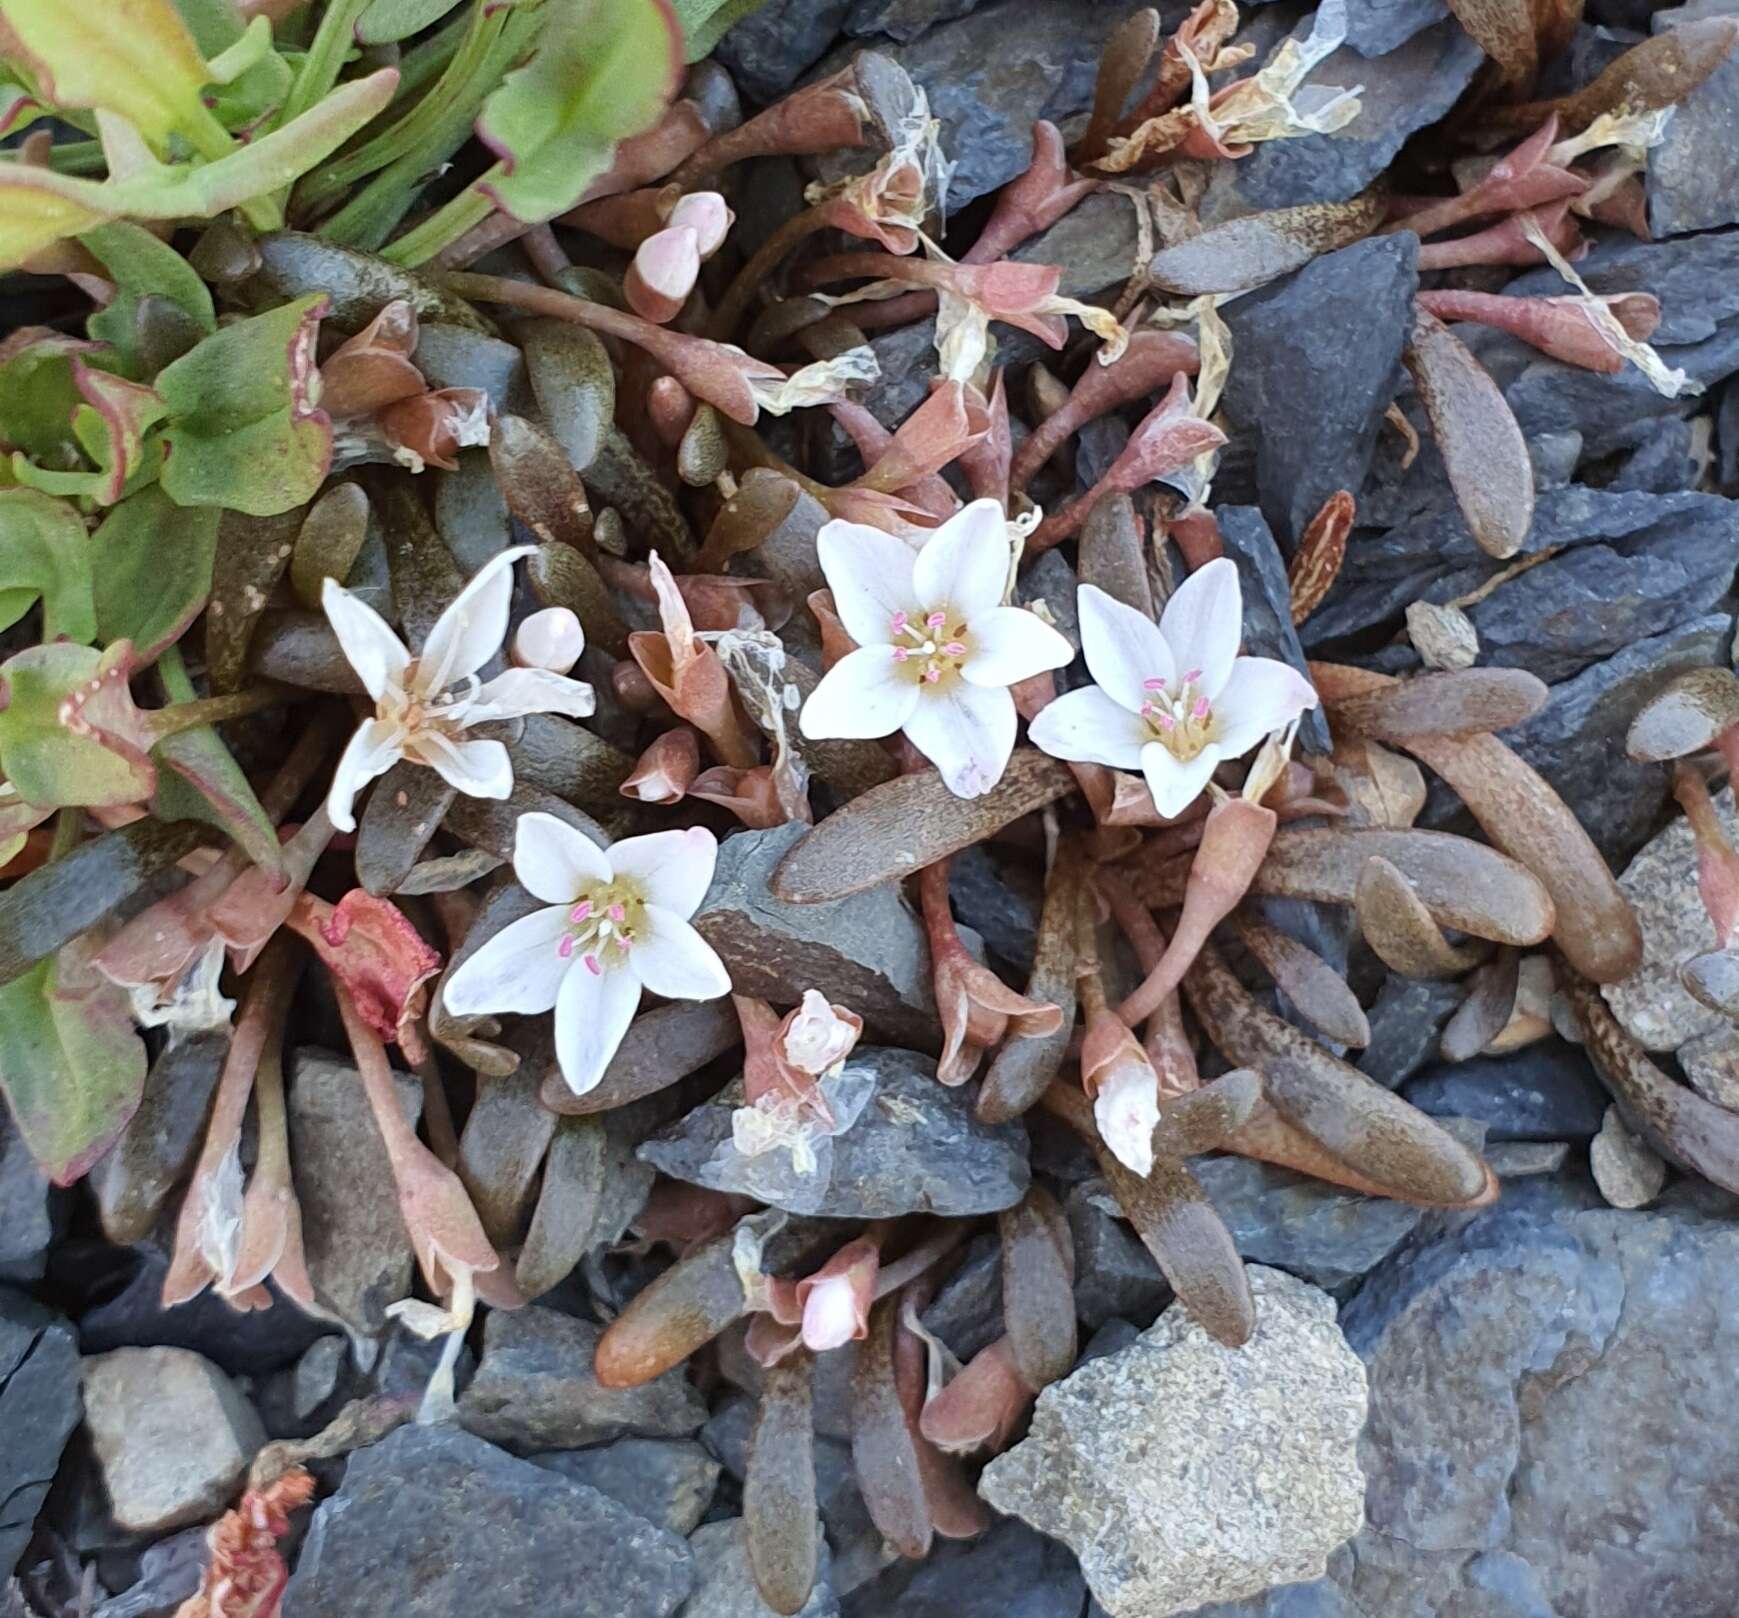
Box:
325 716 401 834
1140 741 1221 819
322 578 410 703
416 544 535 692
799 645 921 741
415 732 513 800
816 520 919 648
902 680 1017 799
1078 584 1173 714
1159 556 1242 700
913 498 1010 620
608 827 718 918
802 1276 862 1351
1211 657 1320 759
962 605 1074 689
465 666 596 723
1095 1063 1159 1177
1027 684 1151 769
513 810 611 903
441 906 573 1017
554 959 642 1096
632 905 733 999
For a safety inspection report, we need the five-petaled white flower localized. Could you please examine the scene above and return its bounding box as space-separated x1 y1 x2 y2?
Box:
322 545 596 832
442 813 732 1096
798 499 1073 798
1028 557 1318 818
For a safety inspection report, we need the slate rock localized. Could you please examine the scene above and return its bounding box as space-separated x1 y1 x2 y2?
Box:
844 0 981 41
1320 1179 1739 1616
0 1106 52 1282
693 824 938 1048
917 1231 1004 1360
283 1422 695 1618
948 843 1039 977
459 1306 706 1452
81 1347 264 1534
529 1439 720 1535
715 1322 860 1441
1187 1156 1425 1291
1227 20 1484 208
288 1048 421 1339
813 0 1126 210
1590 1105 1668 1208
1064 1183 1170 1331
1013 187 1143 301
841 1518 1086 1618
980 1267 1367 1617
1608 414 1699 492
715 0 851 103
1485 1139 1572 1178
1356 977 1464 1090
0 1290 80 1583
1403 1042 1611 1140
684 1519 839 1618
1678 1023 1739 1111
1648 2 1739 236
91 1528 207 1618
1342 0 1450 54
1215 507 1333 754
1223 236 1418 554
638 1046 1030 1218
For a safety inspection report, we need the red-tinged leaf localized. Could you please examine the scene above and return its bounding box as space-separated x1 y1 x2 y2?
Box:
92 487 218 661
0 641 154 810
0 485 97 644
287 889 441 1051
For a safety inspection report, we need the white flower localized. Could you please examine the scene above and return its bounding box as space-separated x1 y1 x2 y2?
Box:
1094 1061 1161 1178
322 545 596 832
1028 557 1318 819
799 498 1073 798
441 813 732 1096
801 1271 866 1351
782 989 860 1076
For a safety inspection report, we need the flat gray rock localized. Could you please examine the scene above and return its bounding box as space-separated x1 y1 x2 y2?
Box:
529 1439 720 1535
0 1289 79 1582
283 1423 694 1618
1649 2 1739 236
459 1306 706 1452
841 1519 1085 1618
1403 1043 1612 1141
0 1109 51 1282
683 1519 839 1618
638 1046 1029 1218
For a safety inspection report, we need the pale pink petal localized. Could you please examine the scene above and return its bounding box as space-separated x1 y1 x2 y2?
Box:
962 605 1073 688
441 906 572 1017
1027 684 1150 770
326 716 401 834
415 732 513 799
802 1274 864 1351
512 606 585 673
816 520 919 647
513 810 612 904
554 959 642 1096
913 499 1010 620
1095 1061 1159 1176
465 666 597 722
1211 657 1320 759
668 191 732 257
1159 556 1242 701
1078 584 1173 714
902 680 1017 799
800 644 922 740
608 826 718 917
322 579 411 703
416 544 535 692
1140 740 1221 819
632 904 733 1000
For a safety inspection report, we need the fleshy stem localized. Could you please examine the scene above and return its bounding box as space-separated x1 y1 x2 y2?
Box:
708 207 831 339
145 676 298 745
277 0 372 134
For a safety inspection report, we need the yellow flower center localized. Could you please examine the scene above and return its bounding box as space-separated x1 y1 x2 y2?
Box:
1140 669 1215 761
889 608 971 688
556 879 647 975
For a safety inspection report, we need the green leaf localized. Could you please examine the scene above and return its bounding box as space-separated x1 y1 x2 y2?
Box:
173 0 291 130
0 938 147 1184
68 362 167 505
476 0 681 222
80 221 216 374
0 641 155 809
155 294 333 515
0 332 92 462
92 485 216 659
0 487 96 642
672 0 766 60
357 0 466 45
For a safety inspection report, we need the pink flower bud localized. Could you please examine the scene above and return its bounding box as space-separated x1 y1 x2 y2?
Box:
666 190 733 258
795 1237 879 1352
512 607 585 674
625 226 701 325
620 727 701 804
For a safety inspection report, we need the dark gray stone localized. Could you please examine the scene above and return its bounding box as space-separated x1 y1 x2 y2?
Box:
948 844 1038 977
1188 1157 1426 1291
459 1306 706 1453
0 1290 80 1583
639 1047 1030 1218
1223 236 1417 553
1404 1042 1610 1141
1357 978 1465 1091
0 1107 51 1282
685 1519 839 1618
1012 188 1143 301
1343 0 1450 54
1229 21 1484 208
841 1518 1086 1618
1609 414 1699 493
1649 3 1739 236
693 824 938 1049
1216 507 1334 754
1064 1183 1170 1330
844 0 981 42
283 1422 694 1618
92 1528 207 1618
918 1232 1004 1360
814 0 1126 210
1494 614 1730 867
528 1439 720 1535
715 0 852 103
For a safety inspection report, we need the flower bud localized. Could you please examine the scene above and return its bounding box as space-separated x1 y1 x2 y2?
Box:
781 989 862 1076
666 190 733 258
512 607 585 674
625 226 701 325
